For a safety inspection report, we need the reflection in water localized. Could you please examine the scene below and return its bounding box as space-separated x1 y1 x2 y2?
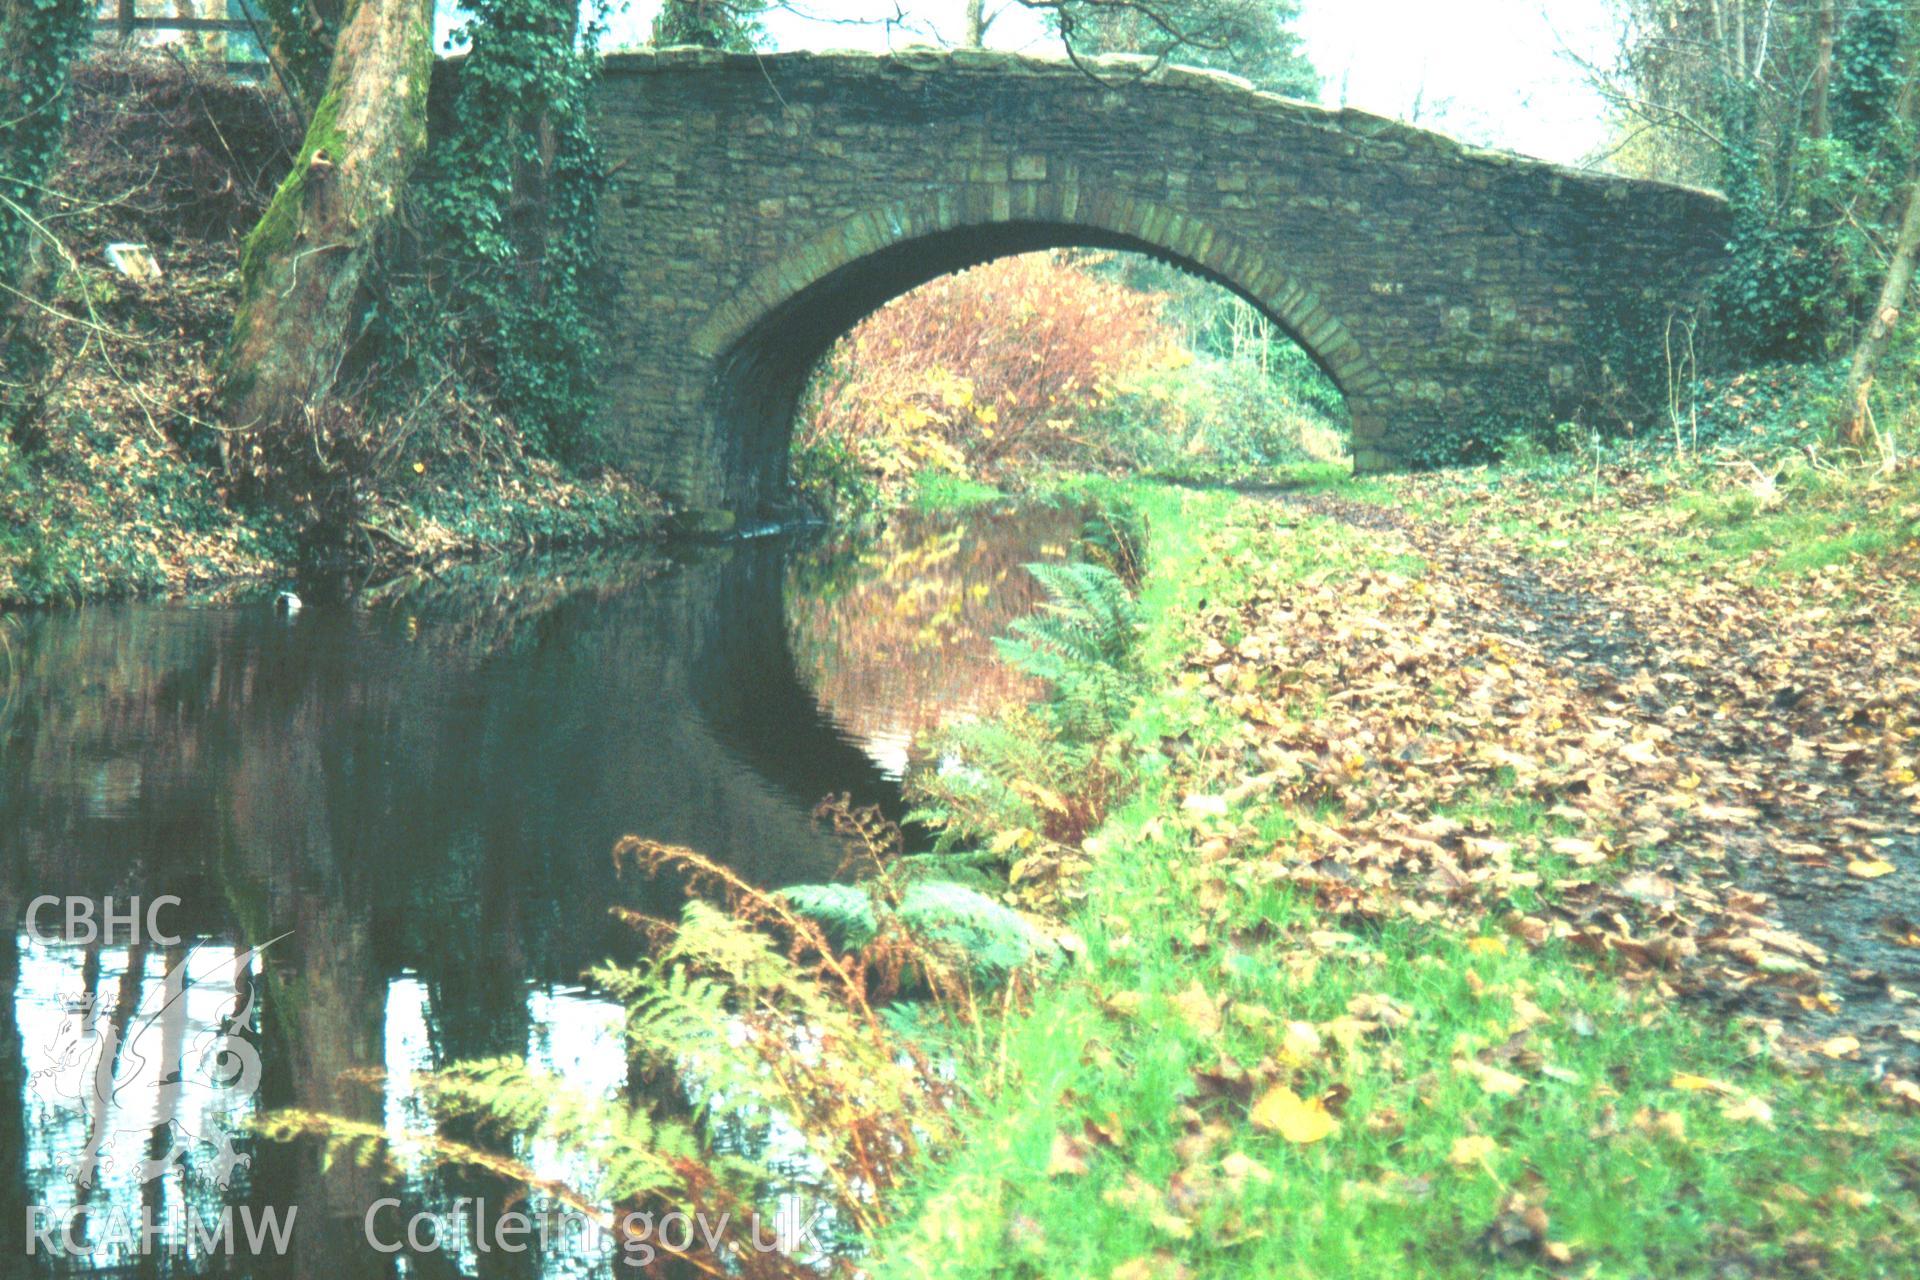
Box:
786 503 1081 779
1 503 1081 1276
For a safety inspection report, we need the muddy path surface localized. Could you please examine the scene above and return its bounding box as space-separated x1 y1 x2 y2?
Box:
1276 488 1920 1072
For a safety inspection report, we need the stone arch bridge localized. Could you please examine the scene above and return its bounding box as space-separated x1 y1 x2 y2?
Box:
590 47 1729 516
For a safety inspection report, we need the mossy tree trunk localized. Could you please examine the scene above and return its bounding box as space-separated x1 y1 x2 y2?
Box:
1839 174 1920 444
219 0 433 434
1838 28 1920 447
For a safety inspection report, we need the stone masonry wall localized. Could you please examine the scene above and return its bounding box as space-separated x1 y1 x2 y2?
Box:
589 47 1731 514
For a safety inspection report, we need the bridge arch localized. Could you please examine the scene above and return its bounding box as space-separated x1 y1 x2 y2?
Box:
690 184 1392 504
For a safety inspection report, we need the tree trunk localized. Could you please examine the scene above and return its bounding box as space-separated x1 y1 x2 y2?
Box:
218 0 433 434
963 0 987 47
1837 13 1920 445
1839 175 1920 444
1809 0 1835 141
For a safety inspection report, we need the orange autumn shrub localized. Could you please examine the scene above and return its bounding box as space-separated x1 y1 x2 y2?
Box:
797 252 1174 495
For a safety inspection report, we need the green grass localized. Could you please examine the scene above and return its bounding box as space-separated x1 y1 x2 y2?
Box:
910 470 1007 512
1388 447 1919 591
1672 478 1918 580
872 482 1918 1280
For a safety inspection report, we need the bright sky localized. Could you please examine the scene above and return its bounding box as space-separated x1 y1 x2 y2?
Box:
587 0 1624 165
1297 0 1617 161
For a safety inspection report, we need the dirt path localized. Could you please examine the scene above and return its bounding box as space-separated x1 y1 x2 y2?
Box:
1276 489 1920 1071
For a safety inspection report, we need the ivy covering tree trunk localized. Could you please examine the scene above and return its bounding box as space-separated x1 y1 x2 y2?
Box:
0 0 94 305
219 0 433 433
390 0 607 457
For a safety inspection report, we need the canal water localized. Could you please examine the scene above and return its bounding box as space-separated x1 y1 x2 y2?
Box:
0 501 1084 1277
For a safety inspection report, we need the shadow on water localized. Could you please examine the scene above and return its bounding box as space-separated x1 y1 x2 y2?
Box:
0 500 1087 1277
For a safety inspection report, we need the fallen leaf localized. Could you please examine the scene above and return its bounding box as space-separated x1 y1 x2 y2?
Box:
1229 1001 1276 1029
1046 1131 1090 1177
1181 793 1229 818
1480 1193 1554 1260
1457 1058 1528 1097
1104 1174 1194 1239
1321 1015 1380 1051
1721 1095 1775 1127
1084 1114 1125 1150
1220 1151 1274 1187
1280 1020 1324 1063
1249 1085 1339 1144
1171 982 1221 1039
1111 1253 1192 1280
1448 1134 1500 1167
1880 1076 1920 1111
1670 1072 1736 1095
1813 1034 1861 1059
1847 858 1897 879
1632 1107 1687 1143
1549 836 1606 863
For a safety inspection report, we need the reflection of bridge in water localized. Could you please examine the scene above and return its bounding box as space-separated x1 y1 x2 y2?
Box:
0 511 1066 1277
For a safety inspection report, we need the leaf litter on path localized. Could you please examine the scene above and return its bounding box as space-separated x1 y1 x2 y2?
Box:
1191 487 1919 1082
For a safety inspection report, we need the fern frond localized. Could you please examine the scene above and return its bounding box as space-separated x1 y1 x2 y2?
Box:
251 1109 656 1239
778 880 1051 983
895 881 1050 978
993 560 1140 741
779 883 880 949
416 1057 695 1203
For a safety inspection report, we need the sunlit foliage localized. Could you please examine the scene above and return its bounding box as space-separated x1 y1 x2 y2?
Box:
795 251 1173 504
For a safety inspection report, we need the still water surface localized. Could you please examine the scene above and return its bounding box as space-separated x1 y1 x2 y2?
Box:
0 502 1084 1277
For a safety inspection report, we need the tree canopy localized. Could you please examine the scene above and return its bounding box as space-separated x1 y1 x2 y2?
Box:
1042 0 1318 96
651 0 769 51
